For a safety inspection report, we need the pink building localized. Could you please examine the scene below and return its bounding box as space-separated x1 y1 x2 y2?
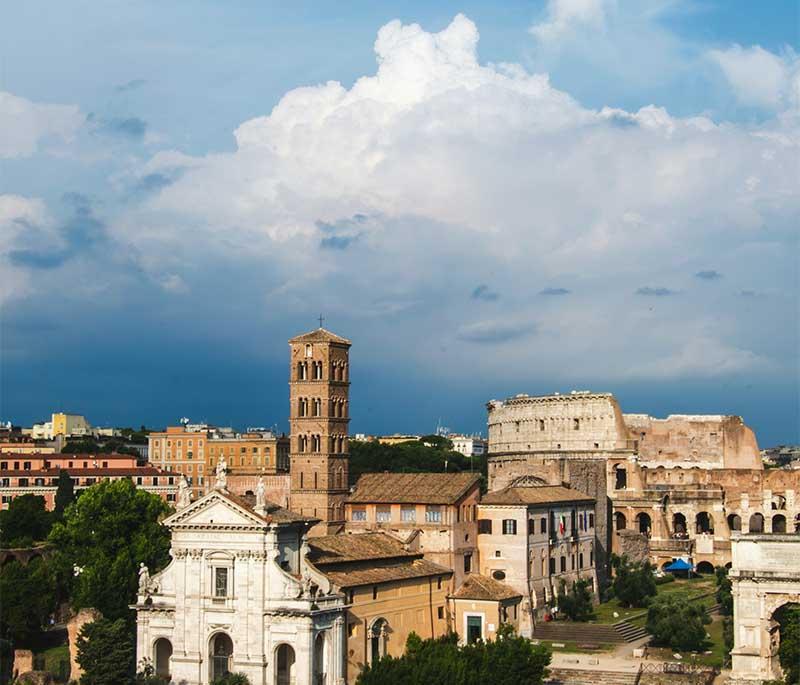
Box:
0 452 180 510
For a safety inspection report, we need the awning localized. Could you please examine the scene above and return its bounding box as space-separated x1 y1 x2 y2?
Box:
664 559 693 571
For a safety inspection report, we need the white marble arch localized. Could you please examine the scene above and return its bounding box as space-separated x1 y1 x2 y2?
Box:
729 533 800 685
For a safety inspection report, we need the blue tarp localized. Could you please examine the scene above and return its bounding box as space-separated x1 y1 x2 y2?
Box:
664 559 693 571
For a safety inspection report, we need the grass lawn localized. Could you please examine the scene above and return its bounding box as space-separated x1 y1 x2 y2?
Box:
592 574 717 624
645 615 727 668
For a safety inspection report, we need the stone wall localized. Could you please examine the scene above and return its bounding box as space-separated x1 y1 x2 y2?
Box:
615 529 650 563
67 608 101 683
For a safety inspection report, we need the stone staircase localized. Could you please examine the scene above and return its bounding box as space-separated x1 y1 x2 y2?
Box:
532 620 649 644
545 667 639 685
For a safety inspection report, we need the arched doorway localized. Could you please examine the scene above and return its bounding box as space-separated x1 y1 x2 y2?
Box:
673 513 687 537
696 561 715 575
773 514 787 533
696 512 714 534
276 644 295 685
153 638 172 679
210 633 233 681
749 512 764 533
727 514 742 532
636 512 652 536
614 512 627 531
313 632 327 685
369 618 388 664
771 603 800 683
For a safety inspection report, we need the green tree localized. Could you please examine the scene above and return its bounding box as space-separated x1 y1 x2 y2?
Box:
54 469 76 518
646 595 711 652
0 557 55 646
0 494 53 547
211 674 251 685
558 579 595 621
76 618 135 685
775 604 800 685
48 478 172 621
611 554 657 608
715 566 733 616
356 626 550 685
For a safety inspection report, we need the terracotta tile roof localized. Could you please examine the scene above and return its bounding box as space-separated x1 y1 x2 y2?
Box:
450 574 522 601
347 472 481 505
308 532 415 564
320 557 452 588
289 328 351 345
480 485 594 506
219 490 316 525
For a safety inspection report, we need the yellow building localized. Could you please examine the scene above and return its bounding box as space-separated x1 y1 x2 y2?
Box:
51 413 91 437
308 531 452 683
206 432 290 498
449 574 522 643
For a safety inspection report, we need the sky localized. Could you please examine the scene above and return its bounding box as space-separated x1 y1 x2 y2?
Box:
1 0 798 446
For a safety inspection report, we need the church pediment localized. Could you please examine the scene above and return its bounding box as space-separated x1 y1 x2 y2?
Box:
164 490 268 529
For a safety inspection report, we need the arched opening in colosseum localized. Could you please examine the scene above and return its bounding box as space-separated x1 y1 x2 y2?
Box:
636 512 652 537
614 512 627 531
696 561 715 575
672 513 687 537
727 514 742 532
773 514 787 533
749 512 765 533
696 512 714 535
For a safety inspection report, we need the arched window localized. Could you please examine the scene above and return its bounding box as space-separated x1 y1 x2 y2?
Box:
727 514 742 532
369 618 388 664
772 495 786 510
210 633 233 682
298 361 308 380
773 514 787 533
672 513 687 536
314 632 327 684
636 512 652 536
614 511 627 531
749 512 764 533
153 638 172 679
696 512 714 534
305 344 313 358
276 644 296 685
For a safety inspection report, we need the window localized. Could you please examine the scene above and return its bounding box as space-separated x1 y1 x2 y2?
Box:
478 519 492 534
214 567 229 598
495 550 501 558
372 585 378 600
401 506 416 522
589 513 594 529
347 590 355 604
464 553 472 573
549 558 556 575
540 518 547 534
437 607 444 620
23 461 31 470
376 506 391 522
437 577 442 589
502 519 517 535
19 478 29 487
348 623 357 637
539 419 545 431
491 570 506 581
0 462 6 470
352 508 367 522
573 418 580 430
425 506 442 523
305 344 313 358
579 553 584 568
560 556 566 573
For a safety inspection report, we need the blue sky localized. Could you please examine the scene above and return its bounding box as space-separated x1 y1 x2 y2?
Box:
1 1 798 445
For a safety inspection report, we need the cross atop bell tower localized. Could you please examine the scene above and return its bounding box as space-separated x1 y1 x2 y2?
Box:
288 326 351 535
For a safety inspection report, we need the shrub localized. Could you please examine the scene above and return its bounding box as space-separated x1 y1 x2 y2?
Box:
558 579 595 622
646 595 710 652
611 555 657 608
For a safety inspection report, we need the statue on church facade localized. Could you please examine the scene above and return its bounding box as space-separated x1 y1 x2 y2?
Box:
214 456 228 491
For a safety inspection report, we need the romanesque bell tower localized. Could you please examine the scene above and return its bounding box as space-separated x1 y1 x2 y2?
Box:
288 327 351 535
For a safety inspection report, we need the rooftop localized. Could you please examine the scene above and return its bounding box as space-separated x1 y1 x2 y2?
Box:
347 472 481 505
308 531 415 564
450 574 522 602
289 327 351 345
481 485 594 506
319 557 452 588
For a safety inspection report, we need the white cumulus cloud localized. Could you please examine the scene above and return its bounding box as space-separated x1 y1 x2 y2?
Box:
0 91 83 158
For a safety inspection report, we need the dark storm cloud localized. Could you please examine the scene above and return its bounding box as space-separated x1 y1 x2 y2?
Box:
636 286 675 297
695 270 723 280
8 201 108 270
540 287 570 296
87 113 147 140
471 284 499 301
317 214 368 250
321 234 359 250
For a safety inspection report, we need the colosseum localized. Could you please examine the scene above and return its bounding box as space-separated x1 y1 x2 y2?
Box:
486 391 799 577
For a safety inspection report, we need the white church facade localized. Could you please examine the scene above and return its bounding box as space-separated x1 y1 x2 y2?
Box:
134 472 347 685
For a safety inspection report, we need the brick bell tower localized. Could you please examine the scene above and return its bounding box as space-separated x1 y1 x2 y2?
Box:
288 326 351 535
